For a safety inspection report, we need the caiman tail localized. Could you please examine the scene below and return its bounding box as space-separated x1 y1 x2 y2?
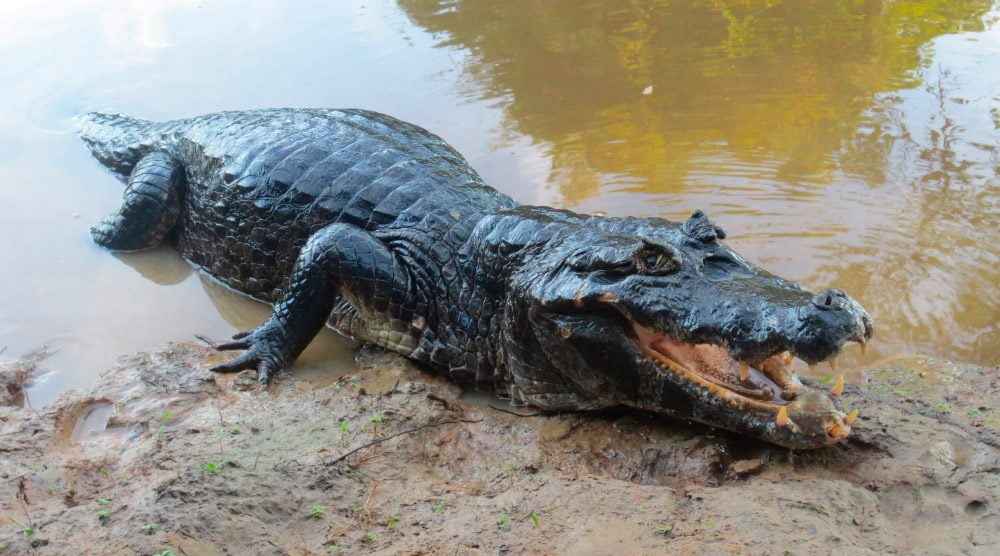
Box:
79 112 156 181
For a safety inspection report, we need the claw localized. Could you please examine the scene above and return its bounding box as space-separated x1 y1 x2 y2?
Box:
844 409 858 426
216 337 252 351
830 374 845 396
776 406 789 428
739 363 749 381
258 360 275 385
210 352 259 374
232 329 253 340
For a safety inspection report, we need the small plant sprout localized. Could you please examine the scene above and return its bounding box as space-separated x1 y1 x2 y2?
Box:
431 504 445 513
98 497 110 505
142 523 157 534
153 551 176 556
327 545 343 554
362 531 376 543
654 525 673 536
8 517 33 538
203 461 229 474
161 411 173 423
371 412 388 423
100 467 112 479
497 512 510 531
386 516 398 529
529 512 540 525
229 427 241 435
339 421 349 432
97 509 109 521
310 505 326 519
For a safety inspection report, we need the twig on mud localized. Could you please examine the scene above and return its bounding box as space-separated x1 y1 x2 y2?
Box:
488 405 545 418
215 402 226 428
213 401 227 459
329 419 482 466
0 346 7 356
194 334 217 347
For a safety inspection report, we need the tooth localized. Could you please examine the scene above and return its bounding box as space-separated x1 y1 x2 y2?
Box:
739 363 749 381
829 358 838 372
844 409 858 426
776 406 789 428
783 352 793 365
830 374 845 396
859 340 867 355
808 364 817 374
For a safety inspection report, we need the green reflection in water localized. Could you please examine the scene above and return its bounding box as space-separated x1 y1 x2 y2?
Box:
402 0 991 194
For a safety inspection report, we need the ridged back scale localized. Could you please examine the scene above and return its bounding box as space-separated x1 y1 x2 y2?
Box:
119 108 516 300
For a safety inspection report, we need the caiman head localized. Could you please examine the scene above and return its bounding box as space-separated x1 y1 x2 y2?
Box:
507 210 874 449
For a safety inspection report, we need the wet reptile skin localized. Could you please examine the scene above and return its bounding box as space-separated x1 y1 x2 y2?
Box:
81 108 874 448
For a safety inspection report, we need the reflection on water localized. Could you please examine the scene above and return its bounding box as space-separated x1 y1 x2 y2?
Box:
0 0 996 406
400 0 1000 369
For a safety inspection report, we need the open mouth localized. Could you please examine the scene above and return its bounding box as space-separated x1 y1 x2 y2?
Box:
630 322 857 440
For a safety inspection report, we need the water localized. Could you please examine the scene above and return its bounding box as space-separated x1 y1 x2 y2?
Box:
0 0 996 406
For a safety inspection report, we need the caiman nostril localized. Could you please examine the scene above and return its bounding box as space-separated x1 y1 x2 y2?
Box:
811 288 846 311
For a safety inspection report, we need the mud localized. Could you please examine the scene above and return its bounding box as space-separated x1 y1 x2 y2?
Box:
1 345 997 555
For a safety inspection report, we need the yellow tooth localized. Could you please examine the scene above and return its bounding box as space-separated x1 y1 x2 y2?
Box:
830 374 845 396
829 358 838 372
739 363 749 381
808 364 817 374
776 406 789 428
783 352 793 365
844 409 858 426
859 340 867 355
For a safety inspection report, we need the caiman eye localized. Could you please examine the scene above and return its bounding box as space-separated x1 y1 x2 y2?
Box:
636 246 680 275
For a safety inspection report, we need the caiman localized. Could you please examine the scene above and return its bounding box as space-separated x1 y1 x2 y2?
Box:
80 108 874 449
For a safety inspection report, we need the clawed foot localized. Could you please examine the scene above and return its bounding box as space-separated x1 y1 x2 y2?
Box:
209 321 293 385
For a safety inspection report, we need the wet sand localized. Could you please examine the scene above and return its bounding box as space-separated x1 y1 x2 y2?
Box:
2 344 997 554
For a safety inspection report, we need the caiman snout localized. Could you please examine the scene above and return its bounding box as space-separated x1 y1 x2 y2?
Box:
793 288 874 364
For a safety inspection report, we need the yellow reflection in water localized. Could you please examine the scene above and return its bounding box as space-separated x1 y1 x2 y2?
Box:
400 0 1000 366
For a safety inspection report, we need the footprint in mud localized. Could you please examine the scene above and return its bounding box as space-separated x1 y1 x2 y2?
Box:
65 401 126 445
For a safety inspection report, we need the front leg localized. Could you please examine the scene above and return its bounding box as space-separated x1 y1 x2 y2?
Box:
210 223 411 384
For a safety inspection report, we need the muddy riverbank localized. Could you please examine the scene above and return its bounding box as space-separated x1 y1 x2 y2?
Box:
1 344 998 554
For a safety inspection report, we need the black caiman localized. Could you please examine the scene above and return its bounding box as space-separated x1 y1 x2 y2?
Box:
80 108 874 448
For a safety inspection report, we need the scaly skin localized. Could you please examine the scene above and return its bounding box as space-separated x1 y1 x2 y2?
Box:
81 108 874 448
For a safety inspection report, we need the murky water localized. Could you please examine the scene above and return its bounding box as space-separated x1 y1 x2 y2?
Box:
1 0 997 406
